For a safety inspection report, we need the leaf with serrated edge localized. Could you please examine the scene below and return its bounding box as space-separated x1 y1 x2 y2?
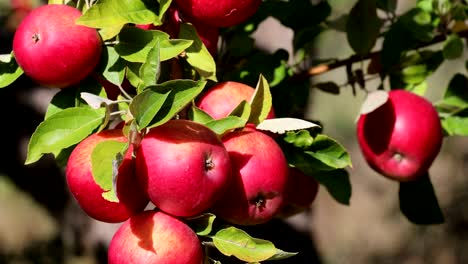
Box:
359 90 389 115
26 107 106 165
257 118 319 134
212 227 277 262
91 140 128 202
249 74 273 125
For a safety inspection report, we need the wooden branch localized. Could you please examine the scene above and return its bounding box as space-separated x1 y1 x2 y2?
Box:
293 28 468 81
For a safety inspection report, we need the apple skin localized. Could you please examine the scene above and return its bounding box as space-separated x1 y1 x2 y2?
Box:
65 129 149 223
356 89 443 181
108 210 204 264
210 126 289 225
13 4 102 88
174 0 262 28
276 167 319 218
196 81 276 120
135 119 231 217
137 7 219 55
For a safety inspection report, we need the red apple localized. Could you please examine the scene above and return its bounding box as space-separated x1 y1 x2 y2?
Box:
356 89 443 181
13 4 102 88
135 119 231 217
276 167 319 218
66 129 149 223
108 210 204 264
210 126 289 225
174 0 262 28
137 7 219 55
196 81 276 120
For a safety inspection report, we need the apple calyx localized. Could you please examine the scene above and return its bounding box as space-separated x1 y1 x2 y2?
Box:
31 33 39 43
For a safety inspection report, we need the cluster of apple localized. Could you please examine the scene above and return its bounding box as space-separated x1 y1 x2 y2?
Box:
10 1 321 263
65 80 319 263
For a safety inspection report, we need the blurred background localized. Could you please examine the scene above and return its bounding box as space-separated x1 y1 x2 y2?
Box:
2 0 468 263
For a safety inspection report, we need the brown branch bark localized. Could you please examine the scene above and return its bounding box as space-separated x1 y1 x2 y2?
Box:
293 28 468 81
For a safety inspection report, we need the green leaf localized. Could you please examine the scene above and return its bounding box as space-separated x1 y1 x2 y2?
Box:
48 0 63 4
130 87 171 129
228 100 252 120
442 73 468 109
443 34 464 60
126 62 144 89
115 27 192 63
314 169 352 205
139 39 161 88
143 80 206 129
401 64 428 84
186 213 216 236
98 46 126 86
205 116 247 136
284 130 314 148
266 249 298 261
98 24 125 41
179 23 217 81
346 0 383 55
91 140 128 202
45 79 106 119
0 53 24 88
188 106 215 124
248 74 273 125
441 115 468 136
211 227 277 262
306 134 352 170
77 0 161 29
399 172 445 225
26 107 106 165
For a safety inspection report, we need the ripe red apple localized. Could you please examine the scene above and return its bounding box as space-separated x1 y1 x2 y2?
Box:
276 167 319 218
356 89 443 181
196 81 276 120
174 0 262 28
210 126 289 225
66 129 149 223
137 7 219 55
13 4 102 88
135 119 231 217
108 210 204 264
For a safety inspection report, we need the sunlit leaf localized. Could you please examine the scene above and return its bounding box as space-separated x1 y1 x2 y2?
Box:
0 53 24 88
26 107 106 165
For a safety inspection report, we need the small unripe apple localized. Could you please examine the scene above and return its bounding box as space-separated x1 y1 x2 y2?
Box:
108 210 204 264
211 126 288 225
196 81 276 120
135 119 231 217
356 90 443 181
276 167 319 218
174 0 262 28
66 129 149 223
13 4 102 88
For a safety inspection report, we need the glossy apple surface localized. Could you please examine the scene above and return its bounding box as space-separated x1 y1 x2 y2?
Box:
108 210 204 264
211 127 288 225
66 129 149 223
196 81 276 120
13 4 102 88
174 0 262 28
135 120 231 217
356 89 443 181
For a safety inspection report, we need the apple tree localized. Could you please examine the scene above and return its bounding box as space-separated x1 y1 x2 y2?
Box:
0 0 467 262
